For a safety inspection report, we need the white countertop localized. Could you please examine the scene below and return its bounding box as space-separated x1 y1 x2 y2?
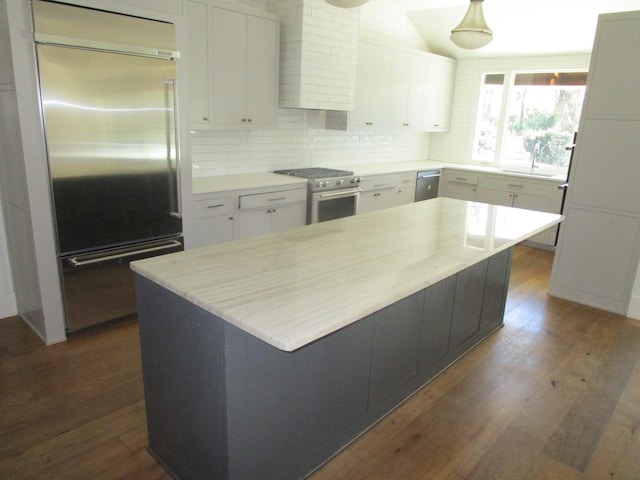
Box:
132 198 562 352
192 172 307 194
192 161 566 195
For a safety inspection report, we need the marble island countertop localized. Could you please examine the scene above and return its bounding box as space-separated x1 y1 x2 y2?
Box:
131 198 562 352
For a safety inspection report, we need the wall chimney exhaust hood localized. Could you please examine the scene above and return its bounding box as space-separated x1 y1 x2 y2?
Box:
268 0 361 111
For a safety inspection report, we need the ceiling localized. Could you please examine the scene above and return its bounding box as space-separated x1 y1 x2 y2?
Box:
377 0 640 59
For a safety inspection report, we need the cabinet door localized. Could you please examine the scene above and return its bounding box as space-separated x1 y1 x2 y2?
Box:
418 275 455 374
270 203 306 233
476 188 513 207
424 55 456 132
450 259 488 351
246 15 278 126
405 52 428 130
389 50 411 128
375 188 397 211
357 190 378 214
193 215 235 248
351 43 393 128
187 1 210 127
395 186 415 206
369 292 424 406
480 248 512 332
444 183 477 202
389 51 428 130
211 7 247 126
236 209 271 240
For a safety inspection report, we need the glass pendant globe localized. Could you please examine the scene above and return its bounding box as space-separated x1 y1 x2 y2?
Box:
325 0 369 8
450 0 493 49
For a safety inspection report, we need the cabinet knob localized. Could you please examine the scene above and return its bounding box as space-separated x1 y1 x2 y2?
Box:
203 116 209 121
242 118 247 122
229 216 234 220
248 118 252 123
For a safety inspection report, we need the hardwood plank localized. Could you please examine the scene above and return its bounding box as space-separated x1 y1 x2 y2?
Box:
2 245 640 479
542 321 640 471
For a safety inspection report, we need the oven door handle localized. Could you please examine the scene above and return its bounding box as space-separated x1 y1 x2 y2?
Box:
318 188 362 199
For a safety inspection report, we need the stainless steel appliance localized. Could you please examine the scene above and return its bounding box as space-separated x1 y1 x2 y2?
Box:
415 170 440 201
273 168 362 224
32 1 183 332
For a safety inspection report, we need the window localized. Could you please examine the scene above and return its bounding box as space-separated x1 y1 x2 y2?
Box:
473 70 587 172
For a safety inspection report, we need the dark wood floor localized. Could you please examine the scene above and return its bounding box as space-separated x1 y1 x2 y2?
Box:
1 246 639 479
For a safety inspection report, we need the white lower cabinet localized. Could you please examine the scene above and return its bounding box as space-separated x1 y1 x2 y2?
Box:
358 173 417 214
193 186 306 247
395 174 418 205
441 170 479 201
193 195 235 248
236 188 306 240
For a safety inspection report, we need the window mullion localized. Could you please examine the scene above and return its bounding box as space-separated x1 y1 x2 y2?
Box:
494 70 515 165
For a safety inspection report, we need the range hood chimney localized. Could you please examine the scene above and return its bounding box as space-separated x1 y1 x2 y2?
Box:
268 0 361 111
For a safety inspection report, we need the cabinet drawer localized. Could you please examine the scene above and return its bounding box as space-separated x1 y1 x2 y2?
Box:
397 174 417 187
481 175 553 196
360 175 397 192
239 188 306 210
446 172 479 185
194 196 234 218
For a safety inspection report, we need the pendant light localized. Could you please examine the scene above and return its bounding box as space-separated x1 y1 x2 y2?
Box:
325 0 369 8
450 0 493 49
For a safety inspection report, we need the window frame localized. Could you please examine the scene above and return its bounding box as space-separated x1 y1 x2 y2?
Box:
471 68 587 175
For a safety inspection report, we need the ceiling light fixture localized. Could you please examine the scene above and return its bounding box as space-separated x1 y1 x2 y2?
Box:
450 0 493 50
325 0 369 8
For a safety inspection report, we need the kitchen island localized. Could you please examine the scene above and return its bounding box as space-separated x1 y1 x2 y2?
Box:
131 198 562 480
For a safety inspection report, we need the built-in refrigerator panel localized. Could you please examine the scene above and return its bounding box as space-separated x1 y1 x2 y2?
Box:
32 0 183 331
37 44 181 254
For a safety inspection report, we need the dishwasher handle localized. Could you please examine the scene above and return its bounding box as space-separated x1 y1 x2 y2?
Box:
417 170 441 180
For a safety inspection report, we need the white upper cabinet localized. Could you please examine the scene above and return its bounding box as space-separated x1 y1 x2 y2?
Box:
585 14 640 117
390 50 428 130
187 1 278 130
350 42 394 128
333 41 455 132
423 54 456 132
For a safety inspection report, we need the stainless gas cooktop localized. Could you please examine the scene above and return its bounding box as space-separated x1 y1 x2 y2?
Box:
273 167 362 192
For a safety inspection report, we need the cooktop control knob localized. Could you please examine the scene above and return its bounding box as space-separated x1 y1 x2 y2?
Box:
336 179 344 185
350 177 363 184
316 181 329 188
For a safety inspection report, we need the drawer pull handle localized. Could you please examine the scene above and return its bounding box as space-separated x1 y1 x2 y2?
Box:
207 204 225 208
374 183 387 187
269 197 287 202
455 177 467 181
508 184 524 188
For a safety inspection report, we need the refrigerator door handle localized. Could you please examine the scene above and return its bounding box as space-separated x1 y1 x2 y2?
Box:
165 79 182 219
66 239 182 267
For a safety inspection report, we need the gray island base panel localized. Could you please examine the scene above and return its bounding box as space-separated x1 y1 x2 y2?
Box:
135 247 513 480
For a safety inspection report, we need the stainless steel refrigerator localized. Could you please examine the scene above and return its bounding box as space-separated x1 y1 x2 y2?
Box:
32 1 183 332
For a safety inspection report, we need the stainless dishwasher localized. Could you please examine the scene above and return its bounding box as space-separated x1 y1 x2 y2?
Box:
415 170 440 201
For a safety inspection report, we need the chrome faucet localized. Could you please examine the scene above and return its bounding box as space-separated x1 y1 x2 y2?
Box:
531 142 541 169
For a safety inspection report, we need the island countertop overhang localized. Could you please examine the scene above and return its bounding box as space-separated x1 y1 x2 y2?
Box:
131 198 562 352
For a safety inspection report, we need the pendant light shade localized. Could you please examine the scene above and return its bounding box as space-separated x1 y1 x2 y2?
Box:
450 0 493 49
325 0 369 8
